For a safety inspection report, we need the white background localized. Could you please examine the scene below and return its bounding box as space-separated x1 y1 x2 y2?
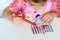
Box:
0 0 12 17
0 18 60 40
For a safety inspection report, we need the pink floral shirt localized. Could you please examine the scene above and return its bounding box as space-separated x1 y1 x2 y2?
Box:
51 0 60 13
10 0 60 19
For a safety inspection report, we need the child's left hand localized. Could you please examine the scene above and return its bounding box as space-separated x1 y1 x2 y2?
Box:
40 12 58 23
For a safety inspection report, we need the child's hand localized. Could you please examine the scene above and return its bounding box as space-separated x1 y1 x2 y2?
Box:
12 14 23 24
40 12 58 23
12 16 23 24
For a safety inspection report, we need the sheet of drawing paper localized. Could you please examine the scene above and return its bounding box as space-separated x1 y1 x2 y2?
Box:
0 18 60 40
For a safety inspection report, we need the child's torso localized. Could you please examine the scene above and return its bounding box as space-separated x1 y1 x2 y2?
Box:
10 0 60 20
22 0 51 19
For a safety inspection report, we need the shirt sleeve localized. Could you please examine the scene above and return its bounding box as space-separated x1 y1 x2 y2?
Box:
10 0 24 12
51 0 60 13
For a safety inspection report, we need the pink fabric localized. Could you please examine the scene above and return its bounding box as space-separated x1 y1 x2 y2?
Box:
10 0 60 19
10 0 25 12
51 0 60 13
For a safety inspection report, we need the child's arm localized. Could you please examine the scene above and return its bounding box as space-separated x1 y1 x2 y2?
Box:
3 0 24 24
3 6 14 21
57 13 60 18
3 6 23 24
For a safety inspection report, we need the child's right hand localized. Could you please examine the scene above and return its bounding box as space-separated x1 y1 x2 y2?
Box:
12 16 23 24
12 14 23 24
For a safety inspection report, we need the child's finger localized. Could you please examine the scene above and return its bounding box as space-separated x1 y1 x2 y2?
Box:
42 15 53 23
42 14 51 22
18 14 23 16
42 15 48 21
40 14 45 18
42 16 49 22
40 12 48 18
46 17 53 23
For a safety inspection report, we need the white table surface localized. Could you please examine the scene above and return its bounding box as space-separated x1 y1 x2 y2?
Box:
0 18 60 40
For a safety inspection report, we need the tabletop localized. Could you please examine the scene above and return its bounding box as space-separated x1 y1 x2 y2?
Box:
0 18 60 40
